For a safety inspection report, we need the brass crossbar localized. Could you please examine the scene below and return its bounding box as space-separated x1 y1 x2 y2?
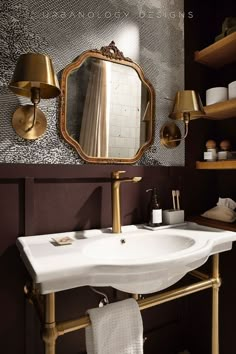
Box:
57 278 216 335
28 254 220 354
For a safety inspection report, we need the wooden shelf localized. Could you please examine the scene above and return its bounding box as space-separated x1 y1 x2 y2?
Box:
196 160 236 170
194 32 236 68
204 98 236 119
187 216 236 232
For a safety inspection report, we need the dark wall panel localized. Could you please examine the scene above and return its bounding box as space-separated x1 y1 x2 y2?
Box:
0 182 22 245
0 164 196 354
185 1 236 354
0 162 226 354
0 181 27 354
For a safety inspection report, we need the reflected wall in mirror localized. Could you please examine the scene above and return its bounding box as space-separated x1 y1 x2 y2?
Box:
60 41 155 164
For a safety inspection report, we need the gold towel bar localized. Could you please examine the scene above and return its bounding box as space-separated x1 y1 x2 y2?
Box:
56 277 217 335
27 254 220 354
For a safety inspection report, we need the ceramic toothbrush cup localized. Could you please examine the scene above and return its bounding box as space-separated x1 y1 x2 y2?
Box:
163 209 185 225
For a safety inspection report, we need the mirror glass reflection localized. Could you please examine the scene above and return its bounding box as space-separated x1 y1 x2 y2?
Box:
66 58 151 159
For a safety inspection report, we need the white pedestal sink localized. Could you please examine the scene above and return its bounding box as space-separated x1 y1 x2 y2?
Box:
16 222 236 294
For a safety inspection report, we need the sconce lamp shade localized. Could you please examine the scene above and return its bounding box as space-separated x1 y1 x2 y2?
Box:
9 53 60 140
169 90 205 120
9 53 61 99
160 90 205 149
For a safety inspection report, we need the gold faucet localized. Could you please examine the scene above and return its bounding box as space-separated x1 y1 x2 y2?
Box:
111 170 142 233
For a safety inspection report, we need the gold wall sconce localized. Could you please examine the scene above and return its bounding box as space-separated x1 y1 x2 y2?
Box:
160 90 205 148
9 53 61 140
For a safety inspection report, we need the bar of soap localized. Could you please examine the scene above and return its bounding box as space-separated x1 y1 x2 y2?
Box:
52 236 74 245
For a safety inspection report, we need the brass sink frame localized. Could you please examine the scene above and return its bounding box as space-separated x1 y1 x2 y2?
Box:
25 254 220 354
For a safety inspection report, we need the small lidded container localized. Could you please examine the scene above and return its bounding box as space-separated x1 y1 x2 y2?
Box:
218 140 232 160
204 140 217 161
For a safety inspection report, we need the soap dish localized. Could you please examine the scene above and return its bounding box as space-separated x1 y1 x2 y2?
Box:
143 223 186 231
52 236 74 245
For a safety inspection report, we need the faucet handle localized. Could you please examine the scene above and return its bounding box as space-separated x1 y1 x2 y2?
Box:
112 170 126 179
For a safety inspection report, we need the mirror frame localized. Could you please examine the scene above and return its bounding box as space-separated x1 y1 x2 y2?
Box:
60 41 155 164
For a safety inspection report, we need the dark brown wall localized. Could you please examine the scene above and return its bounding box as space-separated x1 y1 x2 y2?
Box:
185 1 236 354
0 162 219 354
1 164 205 354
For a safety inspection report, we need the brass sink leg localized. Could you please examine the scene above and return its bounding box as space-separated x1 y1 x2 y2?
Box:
212 254 221 354
24 283 44 323
42 293 58 354
25 254 222 354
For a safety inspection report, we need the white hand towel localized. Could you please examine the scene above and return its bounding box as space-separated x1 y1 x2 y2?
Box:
217 197 236 210
85 298 143 354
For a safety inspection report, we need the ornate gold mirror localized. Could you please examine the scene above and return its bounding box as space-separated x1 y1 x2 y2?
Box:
60 41 155 163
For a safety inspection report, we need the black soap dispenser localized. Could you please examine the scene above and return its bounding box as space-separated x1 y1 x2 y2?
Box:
146 188 162 227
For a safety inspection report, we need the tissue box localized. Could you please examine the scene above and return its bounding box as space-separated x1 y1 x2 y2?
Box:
163 210 185 225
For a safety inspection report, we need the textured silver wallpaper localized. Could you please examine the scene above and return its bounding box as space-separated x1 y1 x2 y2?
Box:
0 0 184 165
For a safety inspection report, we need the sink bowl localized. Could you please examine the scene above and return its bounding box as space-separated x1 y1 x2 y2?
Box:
16 222 236 294
83 234 195 262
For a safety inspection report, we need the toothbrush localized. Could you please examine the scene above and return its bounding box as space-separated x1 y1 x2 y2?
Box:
172 190 176 210
176 190 180 210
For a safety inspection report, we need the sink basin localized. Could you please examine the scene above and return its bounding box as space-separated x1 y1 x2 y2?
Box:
16 222 236 294
83 234 195 262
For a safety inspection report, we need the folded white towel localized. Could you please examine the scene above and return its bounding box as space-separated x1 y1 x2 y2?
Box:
217 197 236 210
202 205 236 223
85 298 143 354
